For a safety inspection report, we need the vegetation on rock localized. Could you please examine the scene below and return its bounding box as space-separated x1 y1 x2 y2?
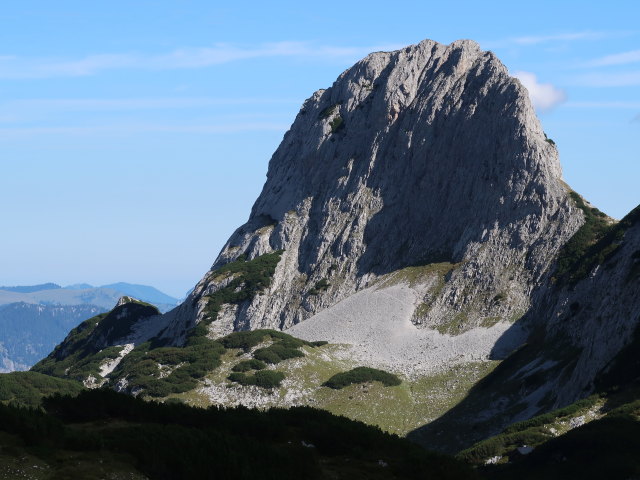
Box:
329 115 344 133
199 250 284 330
478 399 640 480
308 278 330 295
0 371 83 408
555 195 640 285
227 370 285 389
458 395 601 464
232 359 267 372
318 103 340 119
33 312 120 381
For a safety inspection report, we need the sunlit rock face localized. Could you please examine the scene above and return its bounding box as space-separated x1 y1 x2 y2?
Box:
164 38 580 343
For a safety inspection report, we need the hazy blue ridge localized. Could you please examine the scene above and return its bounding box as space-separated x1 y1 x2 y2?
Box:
100 282 179 306
64 283 93 289
0 283 179 312
0 282 179 372
0 283 61 293
0 302 106 372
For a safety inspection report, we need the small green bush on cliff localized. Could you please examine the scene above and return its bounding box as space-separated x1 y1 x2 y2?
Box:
232 359 267 372
228 370 285 389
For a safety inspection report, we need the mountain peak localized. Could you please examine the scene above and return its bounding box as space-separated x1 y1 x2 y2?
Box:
116 295 143 307
29 38 640 464
35 38 582 354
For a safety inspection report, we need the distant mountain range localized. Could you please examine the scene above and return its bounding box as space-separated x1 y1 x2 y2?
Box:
0 303 104 372
0 282 180 372
0 282 179 312
0 283 62 293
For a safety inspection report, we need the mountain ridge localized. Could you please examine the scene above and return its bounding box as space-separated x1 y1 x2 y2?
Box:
28 38 639 460
0 282 179 372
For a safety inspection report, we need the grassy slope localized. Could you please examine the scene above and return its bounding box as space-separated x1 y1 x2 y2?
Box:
170 340 499 437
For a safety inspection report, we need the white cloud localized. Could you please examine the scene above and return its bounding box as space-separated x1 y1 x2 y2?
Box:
584 49 640 67
513 71 566 111
0 42 403 79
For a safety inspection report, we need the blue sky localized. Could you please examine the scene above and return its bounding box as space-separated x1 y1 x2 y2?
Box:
1 1 639 298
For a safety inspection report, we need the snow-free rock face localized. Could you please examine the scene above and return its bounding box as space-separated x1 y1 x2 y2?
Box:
406 205 640 452
517 206 640 407
35 38 640 455
157 38 580 344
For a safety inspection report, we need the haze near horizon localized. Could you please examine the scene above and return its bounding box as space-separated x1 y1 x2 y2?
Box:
1 1 638 297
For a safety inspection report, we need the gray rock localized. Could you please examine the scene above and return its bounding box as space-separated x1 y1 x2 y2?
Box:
526 213 640 406
159 38 581 342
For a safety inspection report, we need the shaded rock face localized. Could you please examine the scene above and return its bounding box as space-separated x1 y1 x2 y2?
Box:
526 210 640 406
407 208 640 452
158 38 580 340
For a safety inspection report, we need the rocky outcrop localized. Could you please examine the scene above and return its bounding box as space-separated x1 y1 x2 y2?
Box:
33 38 640 456
407 205 640 452
155 38 580 343
523 205 640 406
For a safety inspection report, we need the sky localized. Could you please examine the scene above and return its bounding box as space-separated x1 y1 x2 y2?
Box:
1 1 639 298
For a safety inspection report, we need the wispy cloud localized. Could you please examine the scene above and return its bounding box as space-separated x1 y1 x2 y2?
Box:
0 42 402 79
569 71 640 87
632 113 640 123
0 97 301 125
511 31 606 46
1 97 298 112
565 101 640 109
0 122 290 138
584 49 640 67
482 31 614 49
513 71 566 111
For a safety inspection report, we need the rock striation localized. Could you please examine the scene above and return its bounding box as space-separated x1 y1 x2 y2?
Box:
407 204 640 451
38 39 640 454
151 38 581 346
515 205 640 407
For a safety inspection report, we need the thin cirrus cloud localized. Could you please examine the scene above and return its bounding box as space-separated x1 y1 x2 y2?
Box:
0 97 301 126
583 49 640 67
569 71 640 87
513 71 566 112
511 31 607 45
0 97 299 114
0 42 402 79
565 101 640 109
482 31 610 49
0 122 291 138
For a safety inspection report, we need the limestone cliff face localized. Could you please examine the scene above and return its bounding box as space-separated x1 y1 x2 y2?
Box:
407 207 640 452
155 38 580 343
523 207 640 407
31 39 639 454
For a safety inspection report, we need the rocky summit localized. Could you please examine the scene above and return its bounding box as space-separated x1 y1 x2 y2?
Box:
32 38 640 458
141 38 581 346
